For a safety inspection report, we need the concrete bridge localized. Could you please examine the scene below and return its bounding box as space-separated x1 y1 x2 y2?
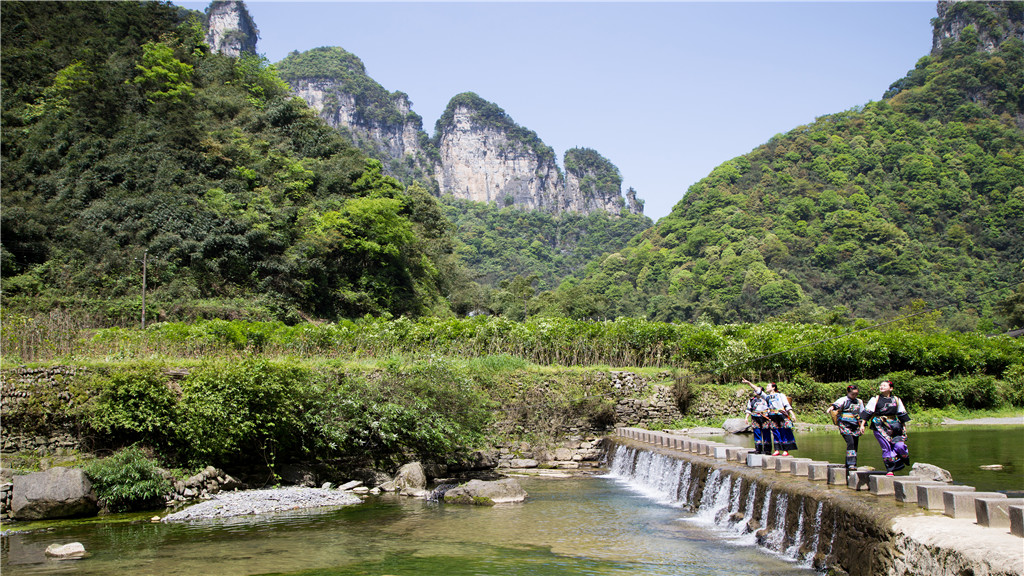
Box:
610 427 1023 576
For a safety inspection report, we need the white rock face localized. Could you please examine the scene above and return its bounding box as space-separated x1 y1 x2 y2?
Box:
204 1 258 58
290 79 427 166
435 105 562 211
563 169 623 214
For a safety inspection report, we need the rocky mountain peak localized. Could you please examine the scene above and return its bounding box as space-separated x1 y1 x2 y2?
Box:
204 1 258 58
434 94 642 215
931 1 1024 56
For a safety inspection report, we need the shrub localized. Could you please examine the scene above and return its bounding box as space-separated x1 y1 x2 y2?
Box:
80 365 176 444
174 359 315 465
84 447 171 513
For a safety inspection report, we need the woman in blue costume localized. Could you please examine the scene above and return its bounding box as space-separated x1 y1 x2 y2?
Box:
862 380 911 475
743 387 772 454
743 379 797 456
826 385 865 471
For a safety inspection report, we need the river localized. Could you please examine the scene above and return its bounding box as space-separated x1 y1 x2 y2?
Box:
2 475 815 576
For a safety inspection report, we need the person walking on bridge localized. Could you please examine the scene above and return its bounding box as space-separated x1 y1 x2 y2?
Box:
826 385 865 471
862 380 911 475
743 379 798 456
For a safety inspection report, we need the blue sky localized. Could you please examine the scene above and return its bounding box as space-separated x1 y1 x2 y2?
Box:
178 1 937 221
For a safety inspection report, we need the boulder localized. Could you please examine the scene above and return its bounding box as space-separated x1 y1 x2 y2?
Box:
722 418 751 434
422 461 448 480
45 542 86 558
12 468 98 520
508 459 539 469
910 462 953 482
394 462 426 491
443 478 528 505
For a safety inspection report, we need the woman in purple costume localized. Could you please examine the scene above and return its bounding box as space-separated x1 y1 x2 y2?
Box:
862 380 911 475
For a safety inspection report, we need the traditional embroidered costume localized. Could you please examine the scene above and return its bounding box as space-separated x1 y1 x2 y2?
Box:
863 394 911 473
746 394 772 454
756 388 797 452
829 395 865 470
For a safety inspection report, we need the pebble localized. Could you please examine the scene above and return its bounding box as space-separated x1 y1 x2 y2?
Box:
162 488 361 522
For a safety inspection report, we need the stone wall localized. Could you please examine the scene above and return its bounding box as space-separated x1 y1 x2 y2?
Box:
494 438 606 471
1 366 87 451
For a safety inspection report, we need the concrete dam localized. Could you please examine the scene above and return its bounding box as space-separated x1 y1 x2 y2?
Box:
607 428 1023 576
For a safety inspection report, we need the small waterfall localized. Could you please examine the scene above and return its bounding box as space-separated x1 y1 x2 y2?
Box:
742 481 757 526
607 443 831 570
785 497 806 560
764 493 789 552
675 462 693 503
801 501 825 568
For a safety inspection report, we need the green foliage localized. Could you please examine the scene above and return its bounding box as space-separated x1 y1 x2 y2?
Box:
563 7 1024 327
320 359 493 466
439 196 652 311
84 447 171 513
81 365 177 444
564 147 622 197
132 40 195 104
0 3 454 323
275 47 406 126
175 359 314 465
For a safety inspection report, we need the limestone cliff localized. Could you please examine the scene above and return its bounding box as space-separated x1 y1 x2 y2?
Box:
564 148 630 214
275 47 432 184
931 1 1024 56
204 1 257 58
435 93 643 215
434 93 563 211
272 48 642 214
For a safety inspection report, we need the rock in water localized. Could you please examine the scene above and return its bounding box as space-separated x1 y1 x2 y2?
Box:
443 479 528 505
722 418 752 434
45 542 86 558
394 462 426 491
910 462 953 482
12 468 98 520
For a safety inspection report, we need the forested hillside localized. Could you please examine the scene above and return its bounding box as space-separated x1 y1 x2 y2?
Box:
440 197 652 316
0 2 460 322
558 2 1024 329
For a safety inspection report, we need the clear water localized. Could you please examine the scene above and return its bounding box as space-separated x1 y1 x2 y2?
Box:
2 477 815 576
704 425 1024 492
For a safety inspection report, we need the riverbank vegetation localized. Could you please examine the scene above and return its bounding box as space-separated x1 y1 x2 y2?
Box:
2 313 1021 473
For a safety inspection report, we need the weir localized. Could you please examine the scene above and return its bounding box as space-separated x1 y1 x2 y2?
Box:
606 428 1023 576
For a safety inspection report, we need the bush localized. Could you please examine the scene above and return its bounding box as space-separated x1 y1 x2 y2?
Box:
174 359 315 465
81 365 176 444
84 447 171 513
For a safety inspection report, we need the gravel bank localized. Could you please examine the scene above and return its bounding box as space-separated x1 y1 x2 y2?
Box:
162 487 361 522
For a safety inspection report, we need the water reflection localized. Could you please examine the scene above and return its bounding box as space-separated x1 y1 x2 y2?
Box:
2 477 814 576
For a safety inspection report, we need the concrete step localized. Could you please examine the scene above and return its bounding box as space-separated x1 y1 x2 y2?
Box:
828 466 848 485
791 459 826 477
807 462 843 482
777 457 812 474
976 498 1024 529
1009 505 1023 538
870 475 924 497
917 484 974 510
848 469 887 491
944 491 1006 519
892 478 945 503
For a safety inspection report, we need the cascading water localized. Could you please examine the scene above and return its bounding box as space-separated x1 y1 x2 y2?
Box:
800 501 825 568
607 444 830 571
785 497 806 560
764 492 789 552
